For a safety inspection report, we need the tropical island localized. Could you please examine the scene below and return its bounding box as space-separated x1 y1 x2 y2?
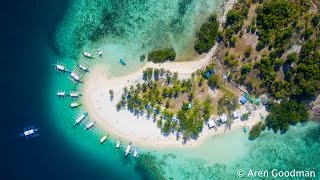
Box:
82 0 320 148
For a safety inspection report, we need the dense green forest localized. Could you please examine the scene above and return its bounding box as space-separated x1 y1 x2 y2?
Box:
215 0 320 138
194 14 219 54
147 48 176 63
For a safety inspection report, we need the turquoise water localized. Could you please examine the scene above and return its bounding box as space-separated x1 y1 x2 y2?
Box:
48 0 320 179
149 123 320 179
55 0 225 65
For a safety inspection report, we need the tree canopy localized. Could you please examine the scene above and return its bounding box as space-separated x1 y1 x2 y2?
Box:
194 14 219 54
148 48 176 63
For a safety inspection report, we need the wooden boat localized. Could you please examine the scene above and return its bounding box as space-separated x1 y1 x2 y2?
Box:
83 52 93 58
133 146 139 158
116 140 121 149
70 102 82 108
74 112 88 126
85 121 96 130
56 90 66 97
125 142 132 156
53 61 68 72
20 125 40 139
99 135 109 144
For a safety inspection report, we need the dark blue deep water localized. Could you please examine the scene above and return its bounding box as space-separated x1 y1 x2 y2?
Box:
2 1 320 180
1 1 131 179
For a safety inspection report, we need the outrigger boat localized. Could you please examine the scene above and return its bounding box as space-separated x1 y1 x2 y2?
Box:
125 142 132 156
85 121 96 130
53 61 68 72
56 90 66 97
69 72 82 83
20 125 40 139
99 135 109 144
119 58 126 66
83 51 93 58
77 63 89 72
74 112 88 126
133 146 139 158
116 140 121 149
70 91 81 98
97 48 103 57
70 102 82 108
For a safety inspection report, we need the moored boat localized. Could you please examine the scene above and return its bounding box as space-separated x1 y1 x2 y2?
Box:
74 112 88 126
125 142 132 156
133 146 139 158
70 91 81 98
83 52 93 58
53 62 68 72
116 140 121 149
56 90 66 97
77 64 88 72
70 102 82 108
97 48 103 57
85 121 96 130
99 135 109 144
20 125 40 139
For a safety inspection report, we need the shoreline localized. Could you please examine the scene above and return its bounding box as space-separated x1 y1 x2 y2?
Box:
82 64 268 149
81 0 269 150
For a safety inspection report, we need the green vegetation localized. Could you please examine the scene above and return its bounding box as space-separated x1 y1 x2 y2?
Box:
147 48 176 63
249 122 263 140
241 113 249 121
140 54 146 62
109 89 114 101
221 0 249 47
194 14 219 54
216 0 319 138
266 100 308 133
244 46 252 57
224 53 238 68
116 66 225 140
217 94 239 114
208 75 220 89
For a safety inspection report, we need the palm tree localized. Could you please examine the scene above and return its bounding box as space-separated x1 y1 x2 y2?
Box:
198 76 204 87
188 91 195 101
154 68 160 80
172 72 178 83
123 87 128 95
109 89 114 101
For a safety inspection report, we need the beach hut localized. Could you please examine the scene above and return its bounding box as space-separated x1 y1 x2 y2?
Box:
232 111 240 119
220 114 228 123
245 104 253 112
172 116 179 122
187 103 192 109
207 119 216 129
261 97 268 105
240 96 248 105
204 69 215 79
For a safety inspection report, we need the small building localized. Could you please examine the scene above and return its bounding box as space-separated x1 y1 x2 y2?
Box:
187 103 192 109
261 97 268 105
245 104 253 112
220 114 228 123
204 70 215 79
240 96 248 105
232 111 240 119
172 116 178 122
207 119 216 129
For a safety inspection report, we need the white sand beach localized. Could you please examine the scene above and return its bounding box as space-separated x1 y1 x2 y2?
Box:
81 0 269 149
82 61 268 149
